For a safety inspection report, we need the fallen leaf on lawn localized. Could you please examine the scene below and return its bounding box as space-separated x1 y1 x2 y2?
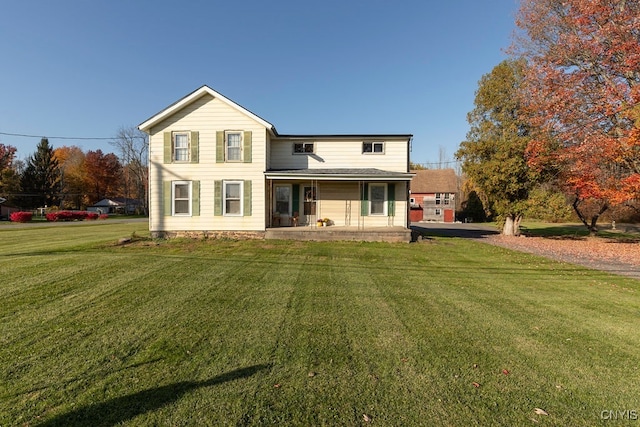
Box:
273 384 281 388
472 382 481 388
473 363 478 369
308 371 316 377
534 408 548 416
363 413 372 422
502 369 510 375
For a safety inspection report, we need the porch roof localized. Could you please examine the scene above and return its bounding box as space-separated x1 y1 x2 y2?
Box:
265 168 415 181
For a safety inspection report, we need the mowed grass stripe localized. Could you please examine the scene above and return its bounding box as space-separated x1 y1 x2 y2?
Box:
0 226 639 426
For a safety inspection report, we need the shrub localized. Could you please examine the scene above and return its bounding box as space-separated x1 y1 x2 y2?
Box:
45 212 59 221
10 211 33 223
99 214 109 220
525 188 575 222
45 211 94 222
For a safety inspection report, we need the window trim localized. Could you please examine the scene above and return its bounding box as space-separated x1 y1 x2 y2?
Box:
225 131 243 162
223 180 243 216
173 132 190 162
293 142 315 154
369 183 387 215
362 141 385 154
172 181 192 216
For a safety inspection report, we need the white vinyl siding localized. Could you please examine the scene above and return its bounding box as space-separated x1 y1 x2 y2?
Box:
269 138 408 172
148 94 267 232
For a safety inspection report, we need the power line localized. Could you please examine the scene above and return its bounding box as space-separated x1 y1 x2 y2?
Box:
413 160 461 166
0 131 113 141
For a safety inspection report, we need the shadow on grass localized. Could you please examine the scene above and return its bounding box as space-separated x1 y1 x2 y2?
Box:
37 363 271 427
411 224 499 240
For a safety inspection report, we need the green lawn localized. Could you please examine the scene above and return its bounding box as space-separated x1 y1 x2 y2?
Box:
1 223 639 426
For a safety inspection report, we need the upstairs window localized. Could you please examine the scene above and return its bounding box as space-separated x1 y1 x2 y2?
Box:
435 193 442 205
226 131 242 162
293 142 314 154
163 131 198 164
444 193 451 205
363 141 384 154
173 133 189 162
216 131 252 163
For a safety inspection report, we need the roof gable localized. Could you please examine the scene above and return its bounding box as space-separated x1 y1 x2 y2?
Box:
138 85 275 133
410 169 458 193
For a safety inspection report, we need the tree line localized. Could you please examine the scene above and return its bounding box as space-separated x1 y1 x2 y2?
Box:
0 127 148 214
456 0 639 235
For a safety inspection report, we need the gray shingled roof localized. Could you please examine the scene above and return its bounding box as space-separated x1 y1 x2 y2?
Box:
265 168 414 181
268 168 404 175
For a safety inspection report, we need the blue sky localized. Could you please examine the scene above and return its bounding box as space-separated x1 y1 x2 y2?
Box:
0 0 518 165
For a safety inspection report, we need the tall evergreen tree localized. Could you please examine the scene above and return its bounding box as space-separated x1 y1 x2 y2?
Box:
20 138 61 209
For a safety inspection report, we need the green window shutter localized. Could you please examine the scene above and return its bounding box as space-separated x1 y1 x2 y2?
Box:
243 131 252 163
243 180 252 216
292 184 299 215
192 180 200 216
216 131 224 163
360 183 369 216
163 181 172 216
387 183 395 216
190 131 199 163
163 132 172 164
214 180 222 216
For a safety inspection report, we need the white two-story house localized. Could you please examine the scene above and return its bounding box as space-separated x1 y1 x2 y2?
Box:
138 85 414 241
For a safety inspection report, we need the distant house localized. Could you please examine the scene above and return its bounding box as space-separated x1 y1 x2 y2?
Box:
87 198 141 214
138 85 415 241
409 169 458 223
0 203 19 220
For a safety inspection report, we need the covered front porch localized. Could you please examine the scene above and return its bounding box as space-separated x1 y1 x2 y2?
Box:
264 168 414 242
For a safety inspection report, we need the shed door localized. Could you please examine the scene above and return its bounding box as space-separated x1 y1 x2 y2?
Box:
444 209 454 223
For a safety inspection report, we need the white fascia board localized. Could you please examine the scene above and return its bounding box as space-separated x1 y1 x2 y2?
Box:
138 85 275 133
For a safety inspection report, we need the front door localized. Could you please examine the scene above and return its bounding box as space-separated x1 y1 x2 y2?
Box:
274 184 291 225
303 186 316 225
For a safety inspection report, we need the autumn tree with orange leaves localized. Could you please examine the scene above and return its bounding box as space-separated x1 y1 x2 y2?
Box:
513 0 640 234
84 150 123 205
54 146 88 210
